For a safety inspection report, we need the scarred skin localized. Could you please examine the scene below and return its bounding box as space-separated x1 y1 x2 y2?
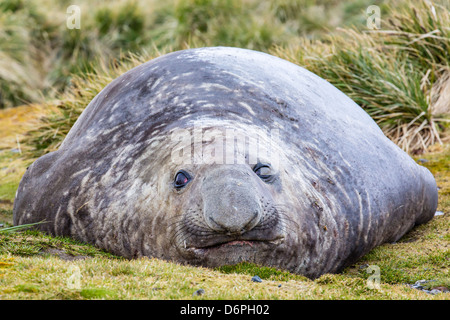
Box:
13 47 438 279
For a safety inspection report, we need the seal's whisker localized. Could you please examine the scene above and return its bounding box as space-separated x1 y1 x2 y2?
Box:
276 210 300 229
169 219 218 249
166 218 185 231
169 221 191 246
171 223 190 242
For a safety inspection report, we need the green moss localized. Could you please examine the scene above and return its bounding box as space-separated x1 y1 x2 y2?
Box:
422 160 450 178
15 283 40 293
0 181 19 203
0 208 13 227
215 262 309 282
0 229 120 259
110 264 136 276
80 287 117 299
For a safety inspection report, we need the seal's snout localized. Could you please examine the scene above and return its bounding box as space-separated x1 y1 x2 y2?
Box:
202 172 262 235
179 164 284 254
206 202 261 235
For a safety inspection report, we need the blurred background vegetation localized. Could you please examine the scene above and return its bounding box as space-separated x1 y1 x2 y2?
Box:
0 0 449 155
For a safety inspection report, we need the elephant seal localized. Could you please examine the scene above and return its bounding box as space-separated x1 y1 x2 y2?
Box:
13 47 438 278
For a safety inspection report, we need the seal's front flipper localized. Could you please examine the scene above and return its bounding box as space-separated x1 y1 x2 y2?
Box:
13 150 61 228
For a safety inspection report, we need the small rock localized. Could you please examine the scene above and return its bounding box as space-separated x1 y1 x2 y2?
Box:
10 148 21 154
0 224 3 228
251 275 262 283
408 280 446 294
430 289 441 295
193 288 205 296
359 264 369 269
434 211 444 216
278 284 282 288
418 159 428 163
432 286 449 293
412 280 427 290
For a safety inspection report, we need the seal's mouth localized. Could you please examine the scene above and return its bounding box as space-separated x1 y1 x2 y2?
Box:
187 237 285 255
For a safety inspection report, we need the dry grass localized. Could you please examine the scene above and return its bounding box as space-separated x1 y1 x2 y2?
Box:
0 104 45 201
0 252 445 300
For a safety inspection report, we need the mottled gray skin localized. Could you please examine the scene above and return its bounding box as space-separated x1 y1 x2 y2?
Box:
13 47 438 279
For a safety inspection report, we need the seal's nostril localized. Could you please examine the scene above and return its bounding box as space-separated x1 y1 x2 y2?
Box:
243 210 261 231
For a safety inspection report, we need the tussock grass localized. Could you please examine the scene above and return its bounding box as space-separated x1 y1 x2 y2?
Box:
273 0 450 153
0 0 156 109
0 0 382 110
0 0 216 108
10 0 448 157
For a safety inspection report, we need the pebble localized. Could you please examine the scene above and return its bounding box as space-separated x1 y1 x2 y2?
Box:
433 286 450 293
417 159 429 164
193 288 205 296
251 275 262 283
0 224 3 228
430 289 441 295
408 280 449 295
411 279 430 290
434 211 444 216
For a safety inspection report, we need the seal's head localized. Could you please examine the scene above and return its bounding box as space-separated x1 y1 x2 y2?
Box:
150 121 296 269
172 163 286 267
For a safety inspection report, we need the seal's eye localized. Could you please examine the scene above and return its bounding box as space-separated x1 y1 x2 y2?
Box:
253 164 273 181
174 170 191 189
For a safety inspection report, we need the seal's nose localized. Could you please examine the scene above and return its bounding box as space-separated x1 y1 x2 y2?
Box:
205 190 261 235
202 167 262 235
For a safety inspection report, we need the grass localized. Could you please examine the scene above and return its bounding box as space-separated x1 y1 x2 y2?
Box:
0 104 42 203
9 0 448 158
0 222 46 234
272 0 450 153
0 237 447 299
